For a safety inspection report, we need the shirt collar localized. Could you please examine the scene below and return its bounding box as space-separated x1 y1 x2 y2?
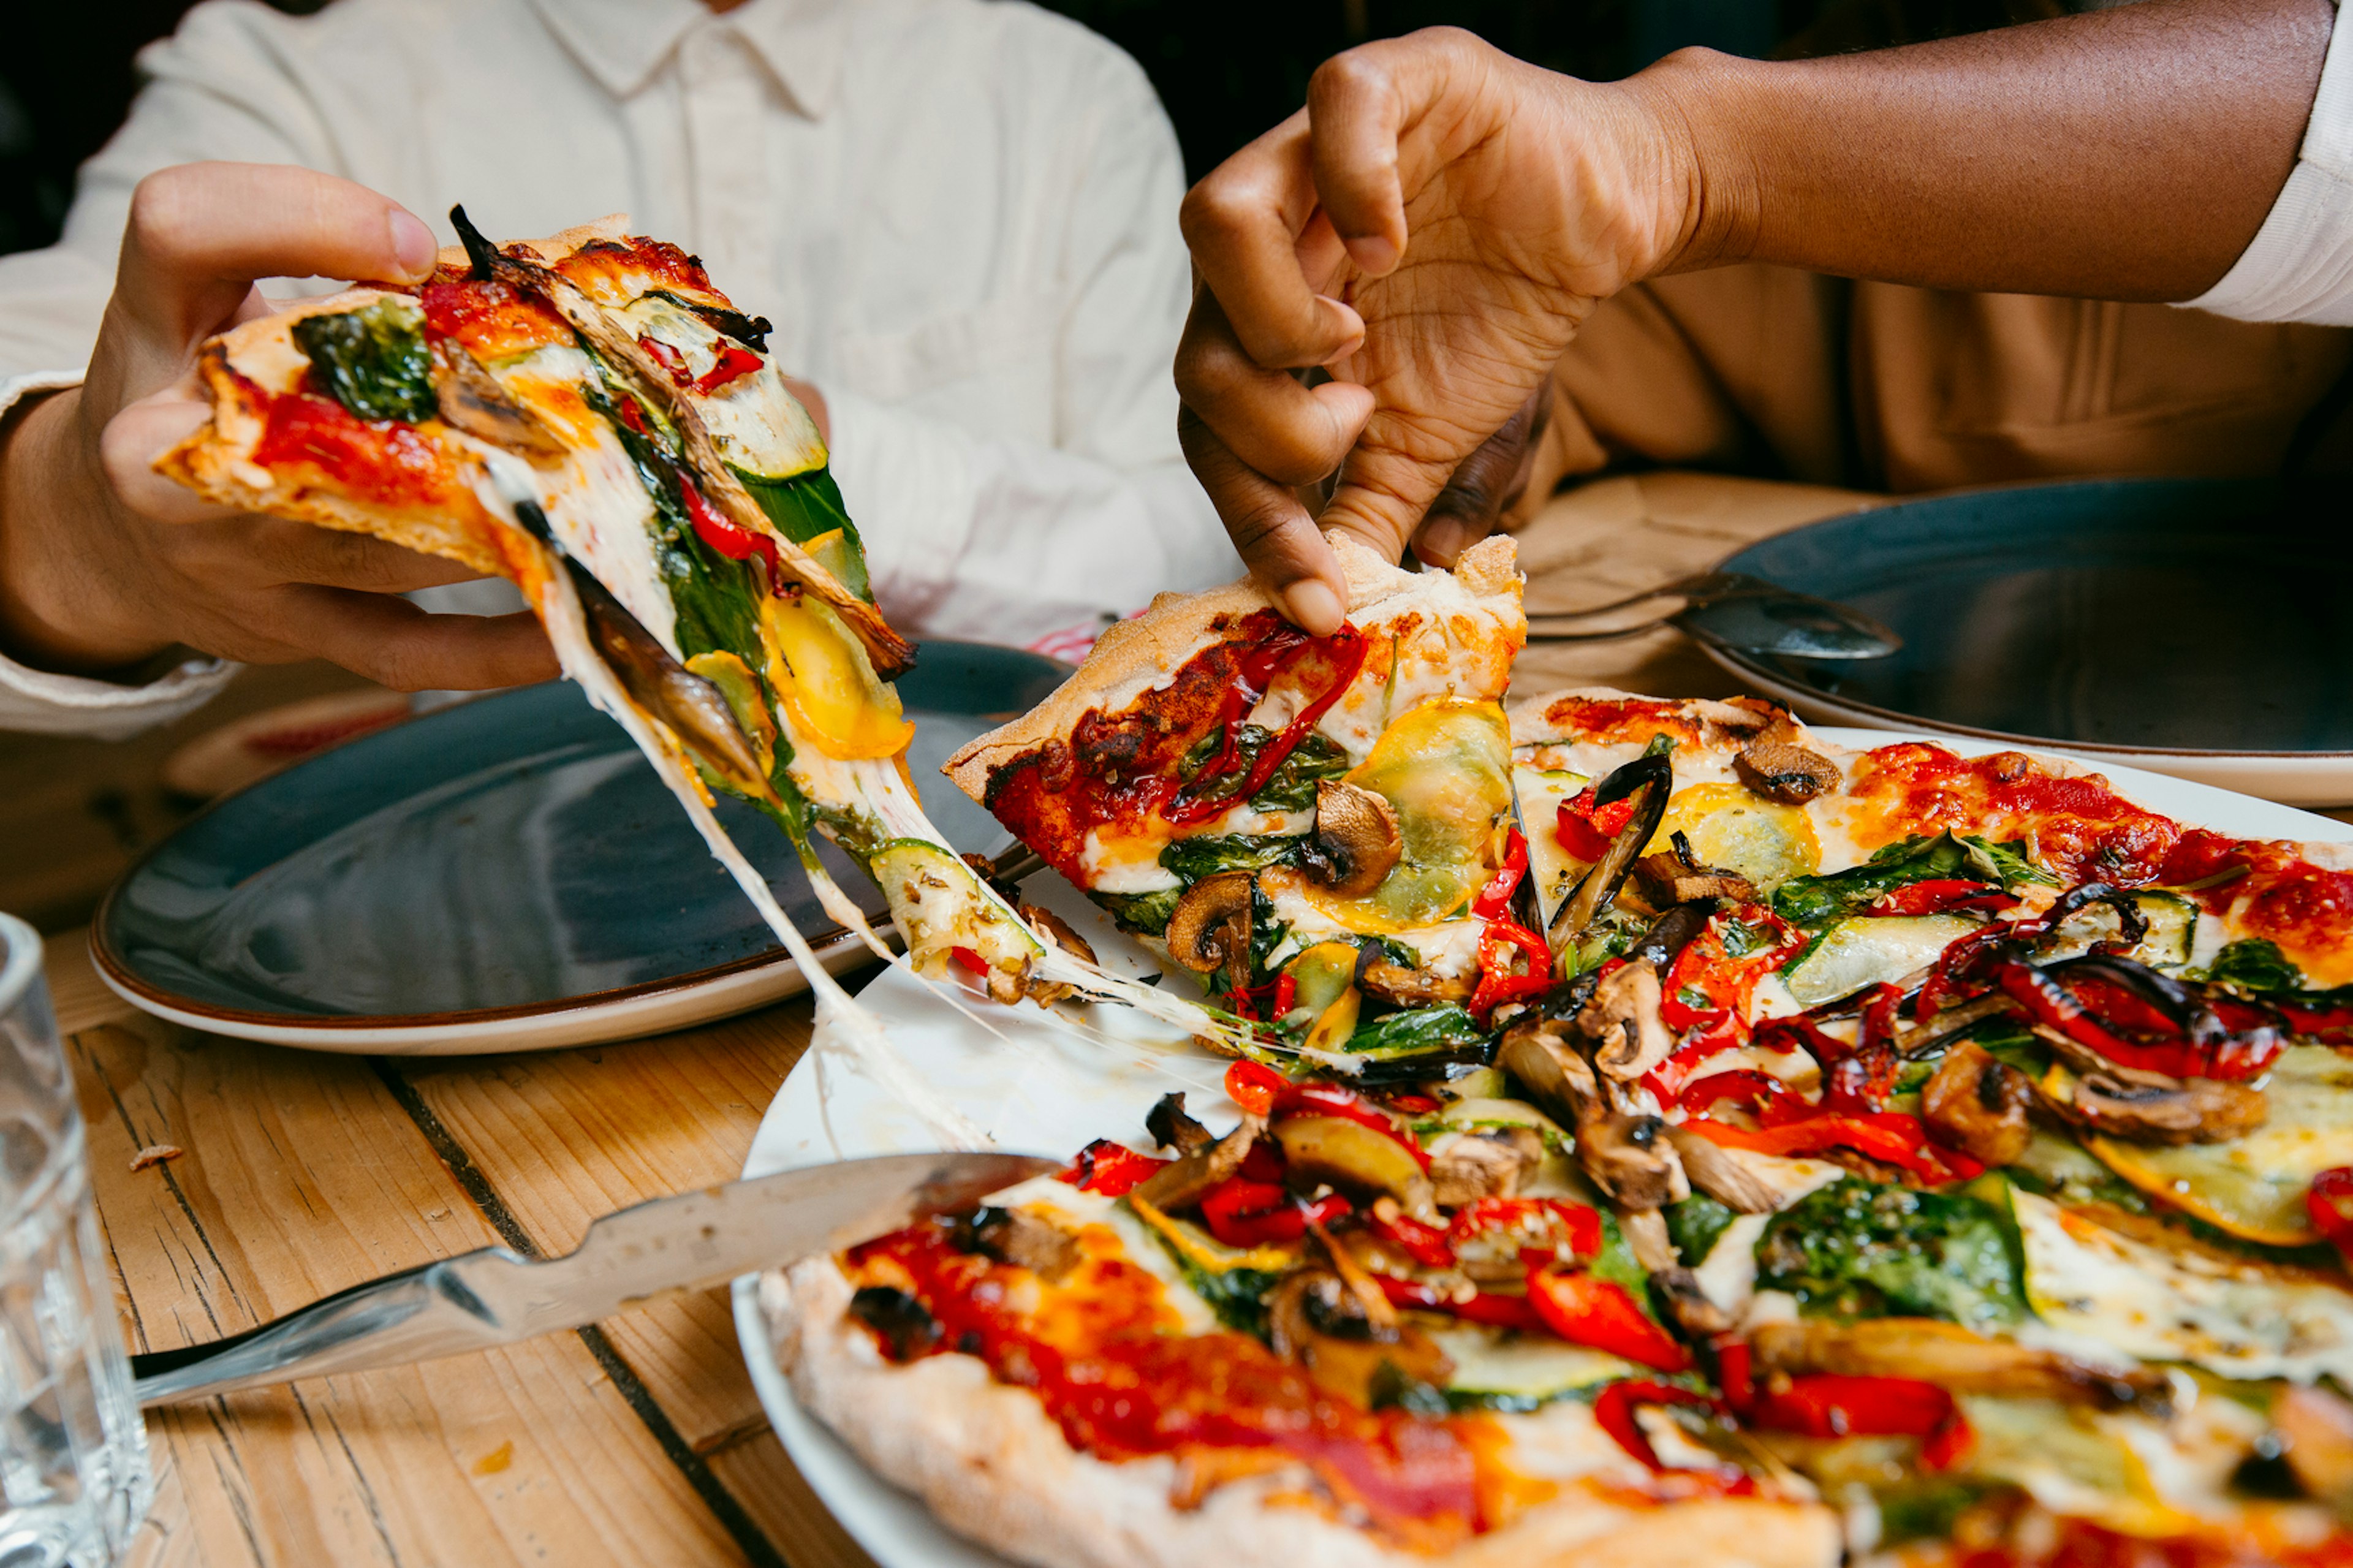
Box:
528 0 848 118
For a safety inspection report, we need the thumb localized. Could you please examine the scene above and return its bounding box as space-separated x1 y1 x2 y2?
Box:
1317 442 1458 568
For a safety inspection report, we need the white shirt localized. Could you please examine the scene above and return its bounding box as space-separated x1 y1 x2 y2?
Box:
0 0 1236 737
2188 0 2353 324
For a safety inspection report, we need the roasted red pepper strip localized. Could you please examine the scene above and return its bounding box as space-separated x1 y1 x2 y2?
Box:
2309 1168 2353 1265
950 946 988 975
1556 787 1637 863
1452 1197 1602 1262
694 344 764 394
1167 629 1366 828
1676 1069 1800 1123
1470 918 1553 1021
1525 1267 1691 1371
1659 908 1803 1058
1199 1178 1351 1247
1821 983 1903 1115
1059 1139 1167 1197
1590 1381 1751 1490
1471 830 1530 920
677 471 787 595
1369 1207 1457 1268
2002 961 2283 1081
1373 1275 1545 1331
1224 1059 1285 1118
1682 1112 1982 1186
1867 879 2017 917
637 334 692 384
1271 972 1298 1019
1747 1373 1974 1469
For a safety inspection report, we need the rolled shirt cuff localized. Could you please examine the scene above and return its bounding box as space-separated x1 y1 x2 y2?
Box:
0 368 241 738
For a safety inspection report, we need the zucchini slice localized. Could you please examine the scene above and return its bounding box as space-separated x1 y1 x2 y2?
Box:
1780 914 1982 1009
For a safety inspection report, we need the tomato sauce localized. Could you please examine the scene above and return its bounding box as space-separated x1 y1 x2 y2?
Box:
847 1220 1487 1548
1844 744 2182 884
553 237 724 308
983 611 1330 884
250 389 467 510
1532 695 1715 749
1948 1513 2353 1568
2164 831 2353 987
419 277 574 362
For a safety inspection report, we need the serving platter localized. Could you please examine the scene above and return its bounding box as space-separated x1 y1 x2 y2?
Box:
91 640 1067 1054
1705 478 2353 805
728 724 2353 1568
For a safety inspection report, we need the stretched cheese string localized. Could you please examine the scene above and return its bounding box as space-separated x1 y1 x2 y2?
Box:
514 503 989 1150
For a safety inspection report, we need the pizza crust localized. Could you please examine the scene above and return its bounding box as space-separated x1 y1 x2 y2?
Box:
942 533 1524 805
763 1258 1839 1568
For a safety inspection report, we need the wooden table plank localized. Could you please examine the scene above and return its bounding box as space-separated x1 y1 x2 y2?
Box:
389 1003 879 1568
67 1007 752 1568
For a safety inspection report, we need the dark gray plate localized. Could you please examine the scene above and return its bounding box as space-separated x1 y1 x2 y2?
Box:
1712 477 2353 755
91 640 1068 1052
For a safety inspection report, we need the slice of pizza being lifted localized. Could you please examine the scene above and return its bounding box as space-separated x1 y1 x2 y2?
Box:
155 209 1246 1093
944 533 1545 1080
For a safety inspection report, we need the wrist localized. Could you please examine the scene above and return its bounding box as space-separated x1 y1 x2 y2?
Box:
1615 47 1770 278
0 388 168 674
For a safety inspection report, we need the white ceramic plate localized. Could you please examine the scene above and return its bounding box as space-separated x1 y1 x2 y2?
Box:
730 728 2353 1568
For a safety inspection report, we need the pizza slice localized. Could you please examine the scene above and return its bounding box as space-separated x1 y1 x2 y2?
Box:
154 210 1235 1067
943 534 1547 1078
765 1067 2353 1567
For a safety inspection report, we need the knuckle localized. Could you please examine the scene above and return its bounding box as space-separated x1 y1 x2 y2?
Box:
126 170 199 257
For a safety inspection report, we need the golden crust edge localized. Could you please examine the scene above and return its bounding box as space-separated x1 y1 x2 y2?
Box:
941 532 1524 805
765 1257 1840 1568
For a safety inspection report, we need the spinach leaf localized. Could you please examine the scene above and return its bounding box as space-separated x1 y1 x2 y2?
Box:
1339 1005 1490 1062
1664 1192 1738 1267
1591 1210 1672 1328
1770 833 1974 925
1877 1480 2003 1545
1756 1177 2025 1331
2199 937 2306 994
292 298 434 424
1159 833 1303 884
1091 887 1181 936
1961 835 2058 888
1252 730 1351 811
1154 1241 1281 1338
733 467 872 602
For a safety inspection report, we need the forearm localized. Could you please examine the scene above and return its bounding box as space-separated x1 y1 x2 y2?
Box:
1644 0 2335 300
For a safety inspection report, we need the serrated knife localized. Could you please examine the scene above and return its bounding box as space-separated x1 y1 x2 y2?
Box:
129 1150 1056 1407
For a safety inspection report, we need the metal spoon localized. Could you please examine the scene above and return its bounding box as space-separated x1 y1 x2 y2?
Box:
1523 571 1901 660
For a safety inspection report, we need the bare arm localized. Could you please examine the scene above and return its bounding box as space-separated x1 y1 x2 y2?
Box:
1176 0 2335 631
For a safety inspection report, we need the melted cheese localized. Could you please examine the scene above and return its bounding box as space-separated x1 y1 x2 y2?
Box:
618 294 827 480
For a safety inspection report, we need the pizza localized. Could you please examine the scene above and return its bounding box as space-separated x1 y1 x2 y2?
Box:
767 689 2353 1567
153 211 1245 1099
943 532 1535 1075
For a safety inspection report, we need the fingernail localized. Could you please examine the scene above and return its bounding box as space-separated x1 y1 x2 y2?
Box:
388 209 438 280
1414 517 1472 567
1344 234 1399 276
1286 578 1344 635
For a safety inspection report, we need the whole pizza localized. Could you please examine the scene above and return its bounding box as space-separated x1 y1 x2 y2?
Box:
770 602 2353 1567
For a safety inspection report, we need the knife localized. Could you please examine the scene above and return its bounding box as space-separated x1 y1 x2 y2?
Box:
129 1150 1056 1407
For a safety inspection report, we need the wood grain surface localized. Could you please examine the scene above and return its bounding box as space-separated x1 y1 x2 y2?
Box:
21 471 2344 1568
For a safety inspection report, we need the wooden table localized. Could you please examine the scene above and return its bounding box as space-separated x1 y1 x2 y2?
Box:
25 472 2337 1567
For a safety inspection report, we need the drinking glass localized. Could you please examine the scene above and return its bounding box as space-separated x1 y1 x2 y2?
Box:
0 914 152 1566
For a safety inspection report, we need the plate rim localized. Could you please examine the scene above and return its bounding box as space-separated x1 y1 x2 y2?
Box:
731 719 2353 1568
1703 475 2353 761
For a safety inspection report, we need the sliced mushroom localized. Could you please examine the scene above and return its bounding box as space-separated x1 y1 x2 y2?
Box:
1164 871 1256 994
1145 1092 1214 1155
2055 1071 2269 1146
1619 1206 1677 1272
960 1205 1081 1282
1132 1113 1265 1213
1015 903 1099 1004
1268 1268 1452 1407
1356 953 1477 1007
1734 719 1842 805
433 339 566 455
1665 1127 1789 1214
1921 1041 2034 1167
1498 1020 1687 1209
1428 1128 1540 1208
1894 993 2017 1057
1020 903 1097 968
1578 960 1675 1081
1749 1317 2171 1414
1652 1266 1733 1338
1634 833 1757 906
1297 781 1403 899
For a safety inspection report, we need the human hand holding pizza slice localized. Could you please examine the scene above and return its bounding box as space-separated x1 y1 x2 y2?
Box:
0 161 562 690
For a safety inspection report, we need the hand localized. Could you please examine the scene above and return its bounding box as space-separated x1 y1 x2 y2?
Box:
1175 28 1699 631
0 162 559 690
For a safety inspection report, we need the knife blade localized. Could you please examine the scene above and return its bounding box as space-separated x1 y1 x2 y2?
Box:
130 1150 1055 1407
